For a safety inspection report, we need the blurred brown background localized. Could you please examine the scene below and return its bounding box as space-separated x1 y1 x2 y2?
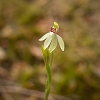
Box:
0 0 100 100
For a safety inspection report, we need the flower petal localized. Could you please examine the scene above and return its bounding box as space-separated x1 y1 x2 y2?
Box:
53 22 59 29
57 35 64 51
39 32 50 41
49 34 57 53
44 35 52 49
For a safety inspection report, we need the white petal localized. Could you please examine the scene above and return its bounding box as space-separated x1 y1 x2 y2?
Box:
49 34 57 53
44 35 52 49
39 32 50 41
57 35 64 51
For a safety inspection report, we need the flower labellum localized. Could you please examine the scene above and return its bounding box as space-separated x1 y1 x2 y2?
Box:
39 22 64 53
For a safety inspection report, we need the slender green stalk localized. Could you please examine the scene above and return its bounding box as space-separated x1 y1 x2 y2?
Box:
45 63 52 100
42 46 53 100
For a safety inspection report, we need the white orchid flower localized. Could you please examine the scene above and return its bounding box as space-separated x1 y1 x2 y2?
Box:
39 22 64 53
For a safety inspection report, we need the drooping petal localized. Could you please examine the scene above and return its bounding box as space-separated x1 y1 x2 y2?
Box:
44 35 52 49
49 34 57 53
39 32 50 41
57 35 64 51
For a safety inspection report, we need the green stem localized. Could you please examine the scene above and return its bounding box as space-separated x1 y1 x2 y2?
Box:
42 47 53 100
49 52 54 67
45 63 52 100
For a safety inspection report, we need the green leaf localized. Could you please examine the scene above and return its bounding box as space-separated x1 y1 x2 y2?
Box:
42 46 49 63
39 32 50 41
44 35 52 49
49 34 57 53
57 35 64 51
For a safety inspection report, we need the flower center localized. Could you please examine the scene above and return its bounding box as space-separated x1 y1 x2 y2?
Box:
50 27 57 33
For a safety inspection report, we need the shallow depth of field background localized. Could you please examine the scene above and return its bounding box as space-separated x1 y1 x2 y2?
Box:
0 0 100 100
